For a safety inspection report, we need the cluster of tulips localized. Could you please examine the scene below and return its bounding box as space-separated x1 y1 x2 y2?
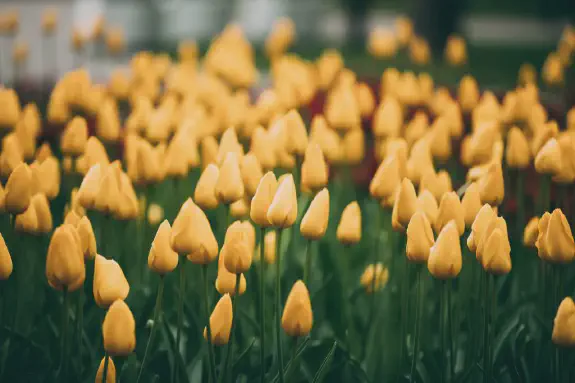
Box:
0 6 574 383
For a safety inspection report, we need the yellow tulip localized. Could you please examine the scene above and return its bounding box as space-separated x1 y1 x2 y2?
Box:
419 170 452 203
359 263 389 293
435 191 465 235
195 164 220 210
265 17 295 57
41 8 58 34
61 117 88 156
406 211 435 263
216 249 247 296
96 99 120 142
552 297 575 347
301 143 328 193
534 138 562 175
216 128 243 166
476 216 510 263
367 27 397 58
267 174 297 228
103 300 136 356
240 153 264 198
46 224 85 291
30 193 53 234
171 198 219 264
325 85 361 131
204 294 233 345
95 357 116 383
356 82 376 117
444 35 467 66
370 155 401 201
372 96 402 138
545 209 575 264
542 53 564 86
505 127 531 169
15 200 38 234
215 152 245 204
408 37 430 65
309 115 342 163
250 172 278 228
467 204 496 253
5 162 32 214
147 203 164 226
531 121 558 157
105 27 125 55
301 188 330 240
428 117 452 163
568 107 575 131
407 139 435 186
93 254 130 308
31 156 61 200
428 221 462 279
535 212 551 261
395 16 413 46
230 197 250 219
77 216 97 260
148 220 179 275
461 183 482 228
523 217 539 248
477 162 505 206
337 201 362 245
458 75 479 112
221 221 254 274
0 233 13 280
391 178 418 232
282 280 313 337
416 189 439 225
284 109 309 157
481 228 512 275
0 88 21 128
342 129 365 166
93 164 121 215
163 133 191 179
250 126 277 171
467 123 498 165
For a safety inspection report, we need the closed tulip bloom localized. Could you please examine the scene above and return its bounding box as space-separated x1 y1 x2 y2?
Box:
147 204 164 226
419 170 452 203
204 294 233 345
407 141 435 187
171 199 218 264
93 255 130 308
5 162 32 214
221 221 254 274
263 231 277 264
506 127 531 169
458 75 479 112
428 221 462 279
240 153 263 198
553 134 575 184
342 129 365 165
93 165 121 215
15 201 38 234
545 209 575 264
0 234 12 280
360 263 389 293
216 249 247 296
77 216 97 260
481 228 512 275
467 204 496 252
61 117 88 156
367 27 397 58
477 162 504 206
31 193 53 234
217 128 244 166
0 89 21 128
64 210 82 227
77 166 105 211
552 298 575 346
523 217 539 247
46 224 85 291
535 212 551 260
148 220 179 275
435 192 465 235
103 300 136 356
461 183 482 228
406 211 435 263
445 35 467 66
284 109 308 156
215 152 244 204
301 143 328 193
201 136 219 169
267 174 297 228
95 357 116 383
301 188 330 240
370 155 401 201
325 86 361 131
96 99 120 142
250 127 277 171
534 138 562 175
230 197 249 219
251 172 278 227
282 280 313 337
337 201 362 245
31 156 61 200
416 189 439 225
476 216 510 263
195 164 220 210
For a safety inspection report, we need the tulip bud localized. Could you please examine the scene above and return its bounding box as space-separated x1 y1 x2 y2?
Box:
477 162 504 206
535 212 551 261
337 201 362 245
368 28 397 58
545 209 575 264
14 199 38 234
309 115 342 163
147 204 164 226
523 217 539 248
215 153 244 204
391 178 418 232
325 85 361 131
93 254 130 308
534 138 562 175
445 35 467 66
458 75 479 112
216 246 247 296
360 263 389 293
221 221 254 274
428 117 452 162
96 99 120 142
301 143 328 193
406 211 435 263
95 357 116 383
461 183 482 228
267 174 297 228
342 129 365 165
531 121 558 157
217 128 243 165
46 224 85 291
552 297 575 347
506 127 531 169
0 234 12 280
481 228 512 275
542 53 564 86
428 221 462 279
467 204 496 252
76 216 96 260
372 96 402 139
31 156 61 200
408 37 430 65
61 117 88 156
251 172 278 228
5 162 32 214
0 89 21 128
416 189 438 225
250 126 277 171
171 199 219 264
407 139 435 186
204 294 233 345
30 193 53 234
240 153 264 198
419 170 452 203
93 164 121 215
435 192 465 235
284 109 308 156
300 189 330 240
148 220 179 275
370 155 401 201
282 280 313 337
103 300 136 356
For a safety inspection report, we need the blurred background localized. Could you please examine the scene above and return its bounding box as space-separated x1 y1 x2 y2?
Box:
0 0 573 88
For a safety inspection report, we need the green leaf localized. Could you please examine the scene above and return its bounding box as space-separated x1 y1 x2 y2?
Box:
271 337 310 383
312 341 337 383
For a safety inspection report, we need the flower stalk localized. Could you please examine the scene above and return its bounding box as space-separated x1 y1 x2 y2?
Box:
202 264 217 383
259 227 266 383
137 276 165 383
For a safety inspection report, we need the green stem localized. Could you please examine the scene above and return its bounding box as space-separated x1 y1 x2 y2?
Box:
259 227 266 383
173 258 186 383
482 273 492 383
275 229 285 383
538 175 551 215
137 276 165 383
222 273 241 383
202 264 217 383
60 287 70 381
440 281 446 383
515 171 525 236
397 252 410 380
102 353 109 383
77 286 84 373
303 240 313 285
410 267 423 382
447 280 454 382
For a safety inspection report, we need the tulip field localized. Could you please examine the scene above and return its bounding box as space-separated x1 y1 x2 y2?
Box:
0 9 575 383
